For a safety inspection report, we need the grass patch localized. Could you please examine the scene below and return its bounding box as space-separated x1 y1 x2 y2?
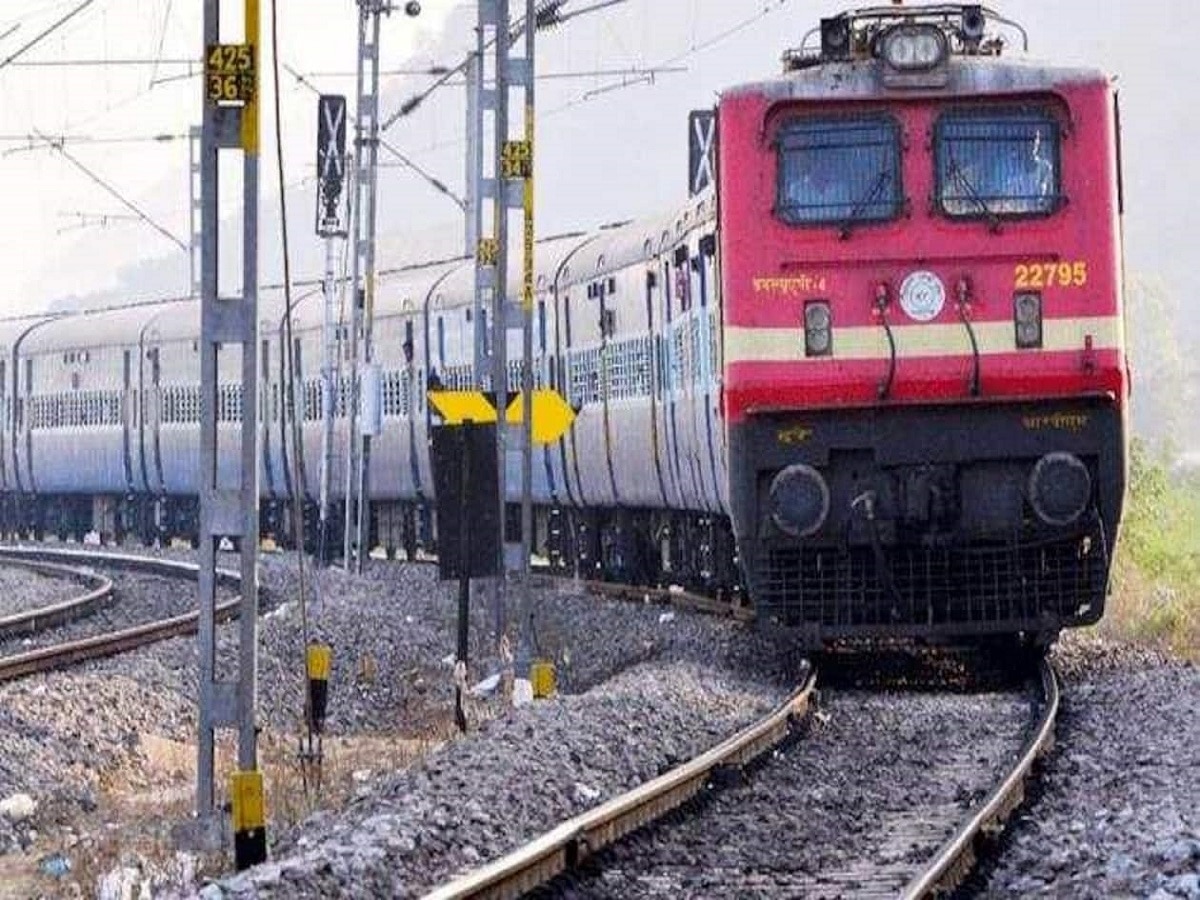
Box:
1104 440 1200 659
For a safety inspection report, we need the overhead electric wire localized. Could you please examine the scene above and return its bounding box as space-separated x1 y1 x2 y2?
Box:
270 0 319 782
2 132 189 156
148 0 175 87
56 209 139 234
3 56 197 67
32 128 187 251
297 63 686 84
379 136 465 209
377 0 628 133
547 0 791 113
0 0 99 74
284 62 464 213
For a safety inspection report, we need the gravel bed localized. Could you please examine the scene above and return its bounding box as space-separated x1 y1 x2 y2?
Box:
0 571 235 658
0 564 80 621
0 548 784 889
188 661 790 899
547 687 1035 898
968 633 1200 899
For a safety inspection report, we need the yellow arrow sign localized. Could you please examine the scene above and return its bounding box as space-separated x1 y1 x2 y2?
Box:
505 389 576 445
428 389 577 444
427 390 498 424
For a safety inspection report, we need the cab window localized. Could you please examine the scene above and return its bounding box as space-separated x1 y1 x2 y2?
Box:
935 109 1061 219
775 116 902 227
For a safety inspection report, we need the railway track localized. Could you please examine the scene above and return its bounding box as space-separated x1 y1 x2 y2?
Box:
0 546 242 683
422 657 1057 900
424 672 818 900
530 570 754 623
902 658 1059 898
0 557 113 639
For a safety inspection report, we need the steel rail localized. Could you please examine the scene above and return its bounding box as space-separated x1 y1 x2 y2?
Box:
422 671 816 900
0 546 243 683
900 656 1059 898
533 572 755 623
0 558 113 638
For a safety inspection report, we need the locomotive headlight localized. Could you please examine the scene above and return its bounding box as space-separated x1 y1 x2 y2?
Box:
770 464 831 538
1029 452 1092 527
880 25 948 71
804 300 832 357
1014 292 1043 349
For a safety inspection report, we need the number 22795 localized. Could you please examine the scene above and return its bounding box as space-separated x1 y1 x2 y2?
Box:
1014 261 1089 289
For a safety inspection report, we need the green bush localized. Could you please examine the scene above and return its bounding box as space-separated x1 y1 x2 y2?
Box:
1110 439 1200 657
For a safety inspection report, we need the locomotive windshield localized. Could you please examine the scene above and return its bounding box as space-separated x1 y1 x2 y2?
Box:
935 110 1061 218
775 117 901 226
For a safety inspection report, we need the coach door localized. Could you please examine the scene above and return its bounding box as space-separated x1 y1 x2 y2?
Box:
17 357 34 493
121 349 136 496
644 251 670 508
259 337 277 500
694 231 722 513
0 358 7 493
145 344 165 496
656 234 685 508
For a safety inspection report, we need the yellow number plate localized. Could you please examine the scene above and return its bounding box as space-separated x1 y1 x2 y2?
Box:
501 140 533 179
1014 260 1089 290
205 43 256 105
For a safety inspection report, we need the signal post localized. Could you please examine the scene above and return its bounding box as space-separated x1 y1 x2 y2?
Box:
196 0 264 868
472 0 539 660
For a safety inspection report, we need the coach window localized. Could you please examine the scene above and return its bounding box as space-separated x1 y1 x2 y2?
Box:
935 108 1062 219
775 116 902 227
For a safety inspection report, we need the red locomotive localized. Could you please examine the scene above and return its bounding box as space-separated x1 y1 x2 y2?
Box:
718 4 1127 644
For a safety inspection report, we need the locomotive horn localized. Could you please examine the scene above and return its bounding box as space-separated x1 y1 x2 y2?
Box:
820 16 852 61
961 6 986 43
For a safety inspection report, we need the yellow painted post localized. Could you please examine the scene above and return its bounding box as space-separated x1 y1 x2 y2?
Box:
306 641 333 734
229 769 266 870
531 659 556 699
242 0 259 156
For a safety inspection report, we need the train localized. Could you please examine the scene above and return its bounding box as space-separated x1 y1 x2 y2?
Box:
0 4 1127 647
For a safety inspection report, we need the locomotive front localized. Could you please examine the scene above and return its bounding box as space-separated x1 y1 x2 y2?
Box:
718 5 1128 644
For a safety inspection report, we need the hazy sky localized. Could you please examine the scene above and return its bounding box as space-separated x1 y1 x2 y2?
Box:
0 0 1195 327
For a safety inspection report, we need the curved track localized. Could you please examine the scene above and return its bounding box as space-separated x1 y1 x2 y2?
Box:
901 657 1059 898
422 658 1057 900
531 570 754 623
0 546 242 683
423 673 817 900
0 557 113 639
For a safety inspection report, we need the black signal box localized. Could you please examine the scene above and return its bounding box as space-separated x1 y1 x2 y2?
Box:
432 423 500 580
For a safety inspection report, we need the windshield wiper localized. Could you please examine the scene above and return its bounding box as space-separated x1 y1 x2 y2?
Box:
948 159 1001 233
838 169 892 240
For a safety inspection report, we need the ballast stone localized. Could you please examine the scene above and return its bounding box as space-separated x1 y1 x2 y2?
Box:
0 793 36 822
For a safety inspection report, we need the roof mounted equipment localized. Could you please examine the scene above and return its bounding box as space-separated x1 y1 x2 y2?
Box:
783 4 1029 73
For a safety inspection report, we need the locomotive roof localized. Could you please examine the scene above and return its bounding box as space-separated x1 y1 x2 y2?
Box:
722 54 1111 105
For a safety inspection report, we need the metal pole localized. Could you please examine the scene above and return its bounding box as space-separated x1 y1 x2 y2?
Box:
343 0 385 573
315 92 348 565
188 125 201 299
491 0 511 643
354 2 385 574
318 234 335 563
342 3 370 568
465 50 480 263
197 0 260 820
454 424 472 733
519 0 535 577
